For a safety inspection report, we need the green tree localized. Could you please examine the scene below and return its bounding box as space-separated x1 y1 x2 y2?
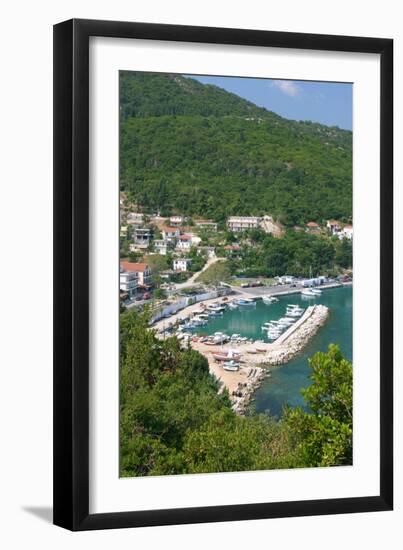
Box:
284 344 352 467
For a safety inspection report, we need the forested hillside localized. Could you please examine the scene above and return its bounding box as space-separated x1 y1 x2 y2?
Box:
120 72 352 226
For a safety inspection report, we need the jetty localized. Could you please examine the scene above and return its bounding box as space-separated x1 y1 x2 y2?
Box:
190 304 329 414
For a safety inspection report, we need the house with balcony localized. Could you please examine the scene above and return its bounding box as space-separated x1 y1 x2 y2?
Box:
173 258 192 272
120 262 152 288
154 239 173 256
176 234 192 252
227 216 261 232
162 226 180 242
119 269 138 299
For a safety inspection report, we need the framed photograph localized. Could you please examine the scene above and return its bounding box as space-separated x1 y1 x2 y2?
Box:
53 19 393 530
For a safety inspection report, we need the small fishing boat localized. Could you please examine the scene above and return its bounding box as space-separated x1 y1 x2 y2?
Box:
236 298 256 306
228 302 238 310
311 288 322 295
223 361 240 371
262 295 279 304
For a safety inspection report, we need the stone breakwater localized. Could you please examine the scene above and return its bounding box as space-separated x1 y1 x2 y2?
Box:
263 304 329 366
190 304 329 414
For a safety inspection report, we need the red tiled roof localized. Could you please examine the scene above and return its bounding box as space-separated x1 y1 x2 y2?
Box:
162 226 179 233
121 262 150 273
179 234 192 241
306 221 319 227
224 244 241 250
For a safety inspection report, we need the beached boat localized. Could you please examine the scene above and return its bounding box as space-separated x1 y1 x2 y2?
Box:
223 360 240 371
212 350 241 361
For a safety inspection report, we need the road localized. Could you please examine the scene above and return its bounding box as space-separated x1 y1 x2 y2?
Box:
173 256 225 290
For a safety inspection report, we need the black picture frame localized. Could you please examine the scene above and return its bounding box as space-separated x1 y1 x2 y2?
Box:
53 18 393 531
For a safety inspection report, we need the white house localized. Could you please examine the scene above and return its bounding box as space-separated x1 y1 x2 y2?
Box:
194 219 218 231
341 225 353 240
173 258 191 272
162 226 180 242
154 239 172 255
277 275 295 285
176 234 192 251
120 262 152 287
119 270 137 298
169 215 185 226
326 219 342 235
227 216 261 232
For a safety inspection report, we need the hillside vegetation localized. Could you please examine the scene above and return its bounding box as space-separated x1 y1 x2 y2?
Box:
120 72 352 226
120 310 353 476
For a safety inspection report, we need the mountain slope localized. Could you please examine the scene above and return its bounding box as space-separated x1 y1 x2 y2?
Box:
119 72 352 225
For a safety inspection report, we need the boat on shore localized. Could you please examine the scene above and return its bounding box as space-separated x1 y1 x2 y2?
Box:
223 360 240 371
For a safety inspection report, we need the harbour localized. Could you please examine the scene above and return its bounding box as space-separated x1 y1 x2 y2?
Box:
153 284 351 415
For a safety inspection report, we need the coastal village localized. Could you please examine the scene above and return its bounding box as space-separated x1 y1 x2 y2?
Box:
120 192 353 414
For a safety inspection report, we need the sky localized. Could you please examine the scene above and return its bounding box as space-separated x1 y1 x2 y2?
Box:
186 75 352 131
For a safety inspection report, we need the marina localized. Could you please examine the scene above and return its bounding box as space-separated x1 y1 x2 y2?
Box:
152 284 352 415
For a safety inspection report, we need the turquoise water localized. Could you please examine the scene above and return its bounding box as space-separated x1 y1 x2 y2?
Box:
197 286 352 417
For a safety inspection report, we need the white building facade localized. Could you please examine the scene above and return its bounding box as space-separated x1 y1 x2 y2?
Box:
227 216 261 232
173 258 191 272
119 271 137 298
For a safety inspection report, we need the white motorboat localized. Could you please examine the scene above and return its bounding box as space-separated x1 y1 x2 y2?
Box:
311 288 322 295
262 295 279 304
301 289 317 297
223 361 240 371
236 298 256 306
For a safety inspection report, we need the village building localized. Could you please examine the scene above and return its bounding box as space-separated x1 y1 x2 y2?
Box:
133 227 153 246
326 219 342 235
227 216 261 232
341 224 353 240
176 234 192 251
154 239 173 256
305 221 320 233
162 226 180 242
224 244 241 257
119 269 138 299
127 212 144 226
173 258 192 272
194 219 218 231
120 262 152 287
169 215 185 226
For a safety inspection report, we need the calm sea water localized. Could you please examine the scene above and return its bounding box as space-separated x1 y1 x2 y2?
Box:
197 286 352 417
